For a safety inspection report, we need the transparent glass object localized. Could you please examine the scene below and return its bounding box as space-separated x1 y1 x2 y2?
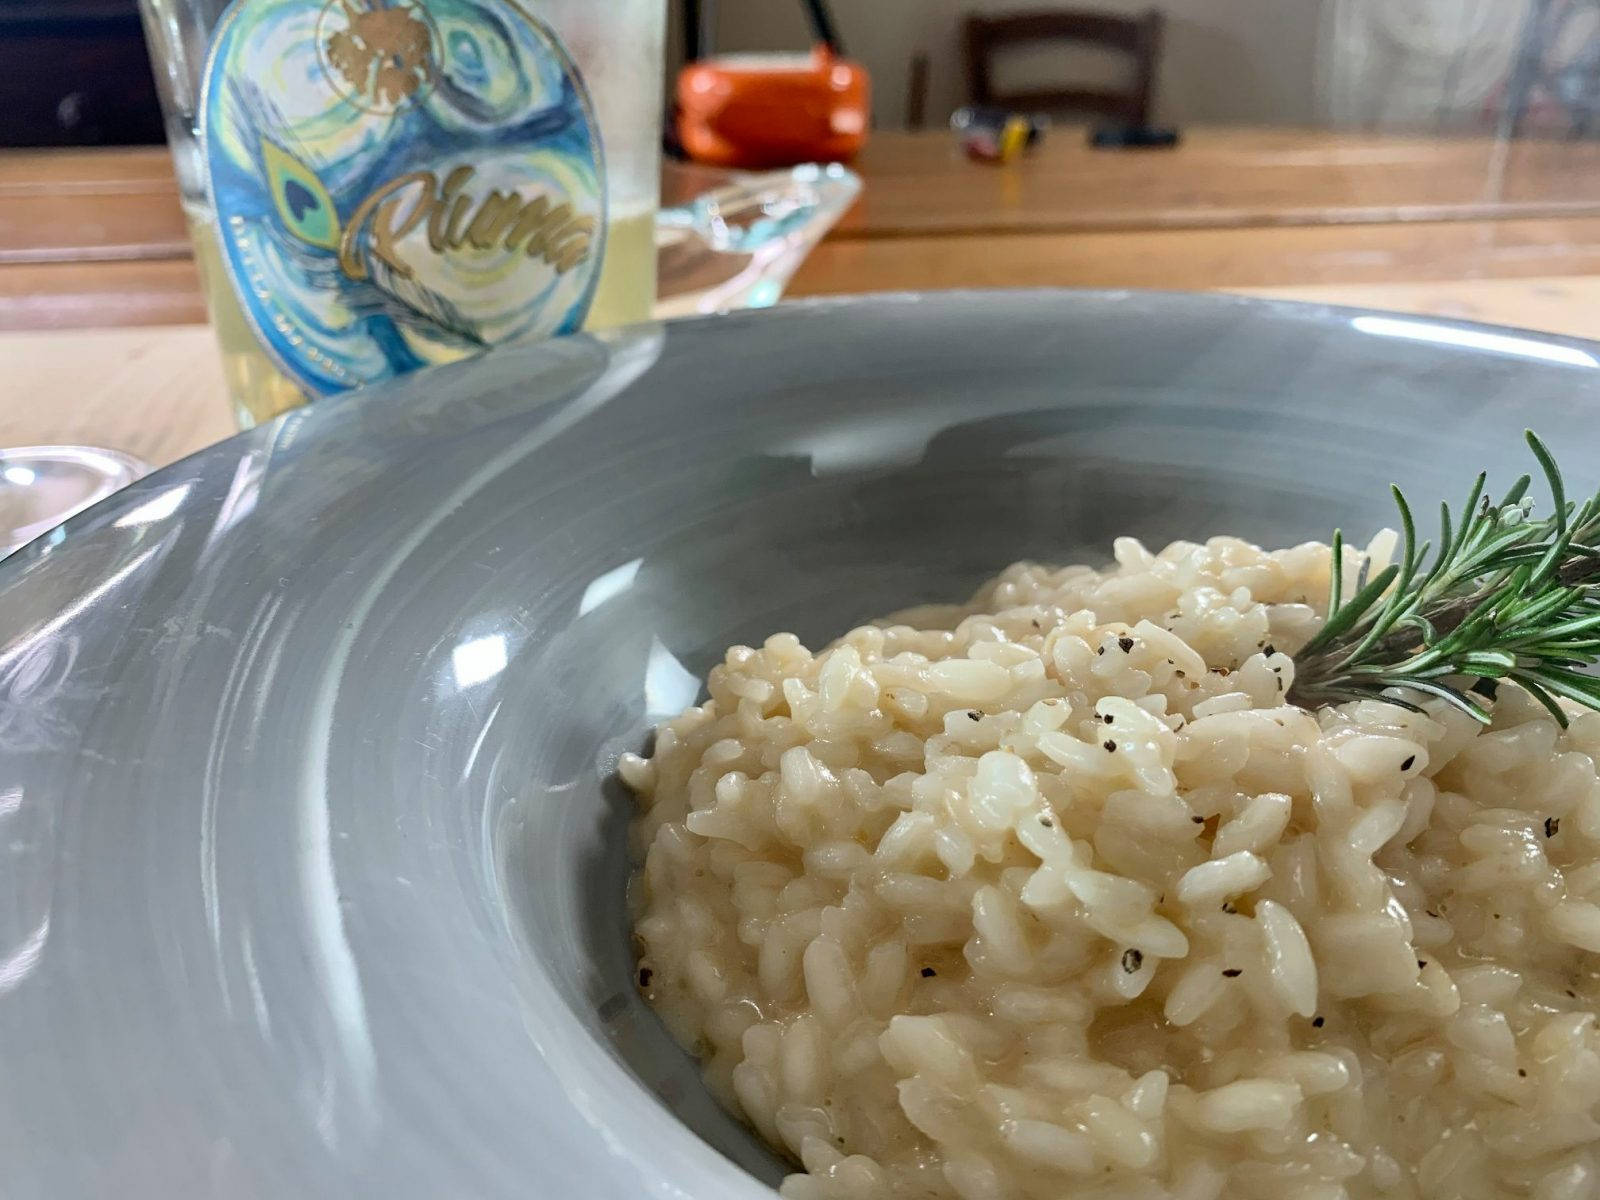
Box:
0 447 148 558
138 0 664 428
655 161 862 318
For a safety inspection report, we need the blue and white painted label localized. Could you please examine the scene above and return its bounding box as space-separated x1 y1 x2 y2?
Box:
202 0 605 394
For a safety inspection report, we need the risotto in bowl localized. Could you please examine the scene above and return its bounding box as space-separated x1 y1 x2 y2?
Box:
627 530 1600 1200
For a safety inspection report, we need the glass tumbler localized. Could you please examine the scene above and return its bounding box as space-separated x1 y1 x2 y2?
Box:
138 0 664 428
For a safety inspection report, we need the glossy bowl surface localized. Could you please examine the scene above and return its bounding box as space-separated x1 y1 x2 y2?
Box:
3 292 1599 1199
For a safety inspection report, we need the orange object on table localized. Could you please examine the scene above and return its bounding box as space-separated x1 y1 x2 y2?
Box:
676 45 869 169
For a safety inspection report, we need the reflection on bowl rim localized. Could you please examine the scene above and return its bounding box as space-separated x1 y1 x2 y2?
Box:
0 444 148 557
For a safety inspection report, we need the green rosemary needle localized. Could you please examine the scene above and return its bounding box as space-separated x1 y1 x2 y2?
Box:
1288 431 1600 726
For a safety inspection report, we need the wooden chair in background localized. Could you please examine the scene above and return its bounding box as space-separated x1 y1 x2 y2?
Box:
963 8 1164 125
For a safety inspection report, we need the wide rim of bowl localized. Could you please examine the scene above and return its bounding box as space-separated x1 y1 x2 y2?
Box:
12 284 1600 564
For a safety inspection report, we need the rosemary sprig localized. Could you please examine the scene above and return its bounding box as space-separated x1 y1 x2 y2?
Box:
1288 431 1600 726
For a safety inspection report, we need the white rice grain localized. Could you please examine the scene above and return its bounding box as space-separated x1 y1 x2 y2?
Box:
1258 899 1318 1017
1176 852 1271 908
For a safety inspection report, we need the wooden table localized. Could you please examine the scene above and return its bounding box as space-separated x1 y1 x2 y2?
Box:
11 130 1600 327
789 129 1600 300
830 128 1600 236
6 128 1600 471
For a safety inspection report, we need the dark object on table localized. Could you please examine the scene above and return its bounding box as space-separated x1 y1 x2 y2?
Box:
0 0 163 146
1091 124 1180 149
963 7 1164 127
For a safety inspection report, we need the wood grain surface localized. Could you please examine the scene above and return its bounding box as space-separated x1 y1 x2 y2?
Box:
0 324 230 467
9 130 1600 330
0 146 187 261
12 130 1600 254
787 217 1600 296
0 258 206 328
6 130 1600 472
832 128 1600 237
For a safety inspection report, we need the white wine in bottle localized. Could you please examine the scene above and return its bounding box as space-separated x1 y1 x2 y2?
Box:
140 0 664 427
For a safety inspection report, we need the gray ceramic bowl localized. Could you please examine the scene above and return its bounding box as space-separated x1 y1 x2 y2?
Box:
3 291 1599 1200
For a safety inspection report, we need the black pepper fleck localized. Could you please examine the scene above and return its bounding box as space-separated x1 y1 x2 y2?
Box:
637 968 653 988
1401 755 1415 771
1568 989 1578 998
1039 816 1054 828
1546 816 1561 838
1118 636 1135 653
1418 960 1428 969
1263 644 1276 657
920 967 936 978
1121 948 1143 973
1192 815 1205 824
1222 968 1243 978
1312 1016 1325 1028
968 710 981 721
1518 1069 1527 1077
1103 712 1115 724
1103 739 1117 752
1221 901 1237 914
1175 669 1186 678
1097 646 1106 656
1425 910 1440 919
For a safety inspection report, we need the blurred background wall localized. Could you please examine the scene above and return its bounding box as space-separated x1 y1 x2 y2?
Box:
5 0 1599 145
678 0 1327 128
671 0 1600 137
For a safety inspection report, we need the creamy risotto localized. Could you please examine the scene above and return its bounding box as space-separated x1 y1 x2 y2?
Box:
623 536 1600 1200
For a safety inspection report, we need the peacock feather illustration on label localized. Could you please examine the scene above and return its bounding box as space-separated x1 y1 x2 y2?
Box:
262 141 342 250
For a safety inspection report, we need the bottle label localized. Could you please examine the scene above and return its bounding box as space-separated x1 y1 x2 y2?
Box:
201 0 605 395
